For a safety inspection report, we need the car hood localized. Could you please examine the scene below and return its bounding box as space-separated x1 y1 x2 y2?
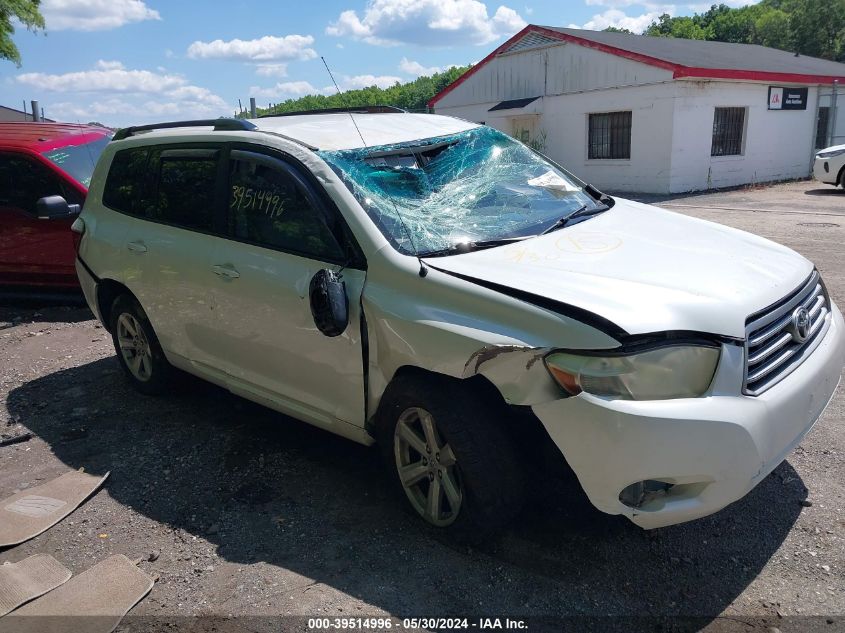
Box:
424 198 813 339
818 143 845 154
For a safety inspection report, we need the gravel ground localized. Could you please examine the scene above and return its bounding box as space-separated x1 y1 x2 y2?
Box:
0 180 843 632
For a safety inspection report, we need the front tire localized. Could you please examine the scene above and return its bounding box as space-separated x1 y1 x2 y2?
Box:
376 374 524 539
109 294 175 395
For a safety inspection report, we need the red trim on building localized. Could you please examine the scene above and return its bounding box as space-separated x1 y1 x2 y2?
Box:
673 66 845 84
428 25 845 108
427 25 534 109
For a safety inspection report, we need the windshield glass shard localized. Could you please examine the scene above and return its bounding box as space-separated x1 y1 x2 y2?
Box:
319 127 604 256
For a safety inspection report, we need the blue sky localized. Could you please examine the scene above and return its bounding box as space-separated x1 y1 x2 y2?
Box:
2 0 755 127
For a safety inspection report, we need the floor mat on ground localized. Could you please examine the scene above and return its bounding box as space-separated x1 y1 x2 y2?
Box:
0 554 153 633
0 554 71 617
0 471 109 548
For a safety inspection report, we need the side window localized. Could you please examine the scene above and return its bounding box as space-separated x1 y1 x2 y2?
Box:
102 148 150 216
227 153 344 261
0 153 68 214
148 149 218 231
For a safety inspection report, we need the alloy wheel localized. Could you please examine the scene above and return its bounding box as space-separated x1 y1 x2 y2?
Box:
394 407 463 526
116 313 153 382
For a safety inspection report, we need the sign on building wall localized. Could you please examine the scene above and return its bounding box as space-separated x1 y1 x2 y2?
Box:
768 86 808 110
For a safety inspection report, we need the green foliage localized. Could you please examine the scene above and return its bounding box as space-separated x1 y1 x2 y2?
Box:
247 66 471 118
642 0 845 61
602 26 632 34
0 0 44 66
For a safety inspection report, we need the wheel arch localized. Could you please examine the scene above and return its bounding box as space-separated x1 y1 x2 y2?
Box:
95 279 136 332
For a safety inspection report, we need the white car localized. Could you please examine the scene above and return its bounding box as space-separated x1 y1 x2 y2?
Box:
69 110 845 536
813 144 845 187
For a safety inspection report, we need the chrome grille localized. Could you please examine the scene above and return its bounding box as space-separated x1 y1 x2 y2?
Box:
744 270 831 396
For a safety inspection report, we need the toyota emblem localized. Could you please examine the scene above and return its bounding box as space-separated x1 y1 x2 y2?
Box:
789 306 811 343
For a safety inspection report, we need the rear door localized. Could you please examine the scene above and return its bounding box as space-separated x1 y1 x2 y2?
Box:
210 148 367 427
0 152 79 286
112 144 229 371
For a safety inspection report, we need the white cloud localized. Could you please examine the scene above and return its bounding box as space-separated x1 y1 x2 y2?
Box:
326 0 526 46
573 9 665 33
249 81 331 100
255 63 289 77
94 59 125 71
249 73 402 101
16 61 229 125
187 35 317 62
41 0 160 31
343 74 401 89
17 66 185 93
398 57 451 76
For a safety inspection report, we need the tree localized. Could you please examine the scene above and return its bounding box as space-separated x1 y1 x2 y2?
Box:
246 65 472 118
641 0 845 61
602 26 632 34
789 0 845 60
709 5 759 43
752 9 791 49
0 0 45 66
645 14 708 39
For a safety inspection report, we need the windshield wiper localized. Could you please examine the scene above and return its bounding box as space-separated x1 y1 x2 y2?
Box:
421 235 533 258
540 204 609 235
420 204 610 258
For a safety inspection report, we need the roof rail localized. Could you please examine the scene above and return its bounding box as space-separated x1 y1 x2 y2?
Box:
112 118 257 141
258 105 406 118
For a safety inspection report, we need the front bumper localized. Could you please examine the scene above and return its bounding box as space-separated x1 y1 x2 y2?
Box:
813 157 839 185
532 303 845 529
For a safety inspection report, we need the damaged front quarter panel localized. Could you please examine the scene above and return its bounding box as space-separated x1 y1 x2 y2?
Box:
360 255 621 422
461 344 560 405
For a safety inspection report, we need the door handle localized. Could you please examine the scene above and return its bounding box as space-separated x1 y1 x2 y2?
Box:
212 264 240 279
126 240 147 253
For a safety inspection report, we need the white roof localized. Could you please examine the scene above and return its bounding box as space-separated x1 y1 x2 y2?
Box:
250 112 478 151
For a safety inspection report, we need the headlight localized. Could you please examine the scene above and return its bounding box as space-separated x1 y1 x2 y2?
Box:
544 345 721 400
817 149 845 159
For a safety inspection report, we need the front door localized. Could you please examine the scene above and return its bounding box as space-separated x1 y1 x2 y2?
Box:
210 149 366 428
0 152 78 286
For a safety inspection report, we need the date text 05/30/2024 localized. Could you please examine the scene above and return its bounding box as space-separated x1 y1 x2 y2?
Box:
308 618 528 630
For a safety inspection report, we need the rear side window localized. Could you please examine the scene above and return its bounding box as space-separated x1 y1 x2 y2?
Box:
148 149 218 231
227 153 343 261
103 148 149 216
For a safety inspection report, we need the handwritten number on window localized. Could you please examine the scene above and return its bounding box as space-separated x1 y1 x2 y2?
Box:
231 185 285 217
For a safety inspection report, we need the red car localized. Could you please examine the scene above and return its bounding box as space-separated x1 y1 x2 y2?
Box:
0 122 112 289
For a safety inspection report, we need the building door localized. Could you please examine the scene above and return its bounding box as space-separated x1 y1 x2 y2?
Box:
510 116 536 146
817 84 845 149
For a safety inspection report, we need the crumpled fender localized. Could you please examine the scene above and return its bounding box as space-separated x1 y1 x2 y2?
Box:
361 254 620 419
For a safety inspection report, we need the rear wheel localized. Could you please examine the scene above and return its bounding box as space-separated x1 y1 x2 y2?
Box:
377 374 524 539
109 295 175 395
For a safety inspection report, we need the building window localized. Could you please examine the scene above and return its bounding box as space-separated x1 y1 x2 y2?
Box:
588 111 632 160
711 107 746 157
816 107 830 149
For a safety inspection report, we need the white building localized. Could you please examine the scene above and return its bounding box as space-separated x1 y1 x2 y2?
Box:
430 26 845 194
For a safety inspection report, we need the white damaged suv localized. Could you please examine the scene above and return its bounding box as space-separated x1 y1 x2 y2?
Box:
74 110 845 535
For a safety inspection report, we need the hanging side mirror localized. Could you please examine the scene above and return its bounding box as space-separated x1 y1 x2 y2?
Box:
36 195 81 220
309 269 348 337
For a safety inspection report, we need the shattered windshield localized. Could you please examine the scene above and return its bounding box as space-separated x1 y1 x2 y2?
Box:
319 126 599 256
